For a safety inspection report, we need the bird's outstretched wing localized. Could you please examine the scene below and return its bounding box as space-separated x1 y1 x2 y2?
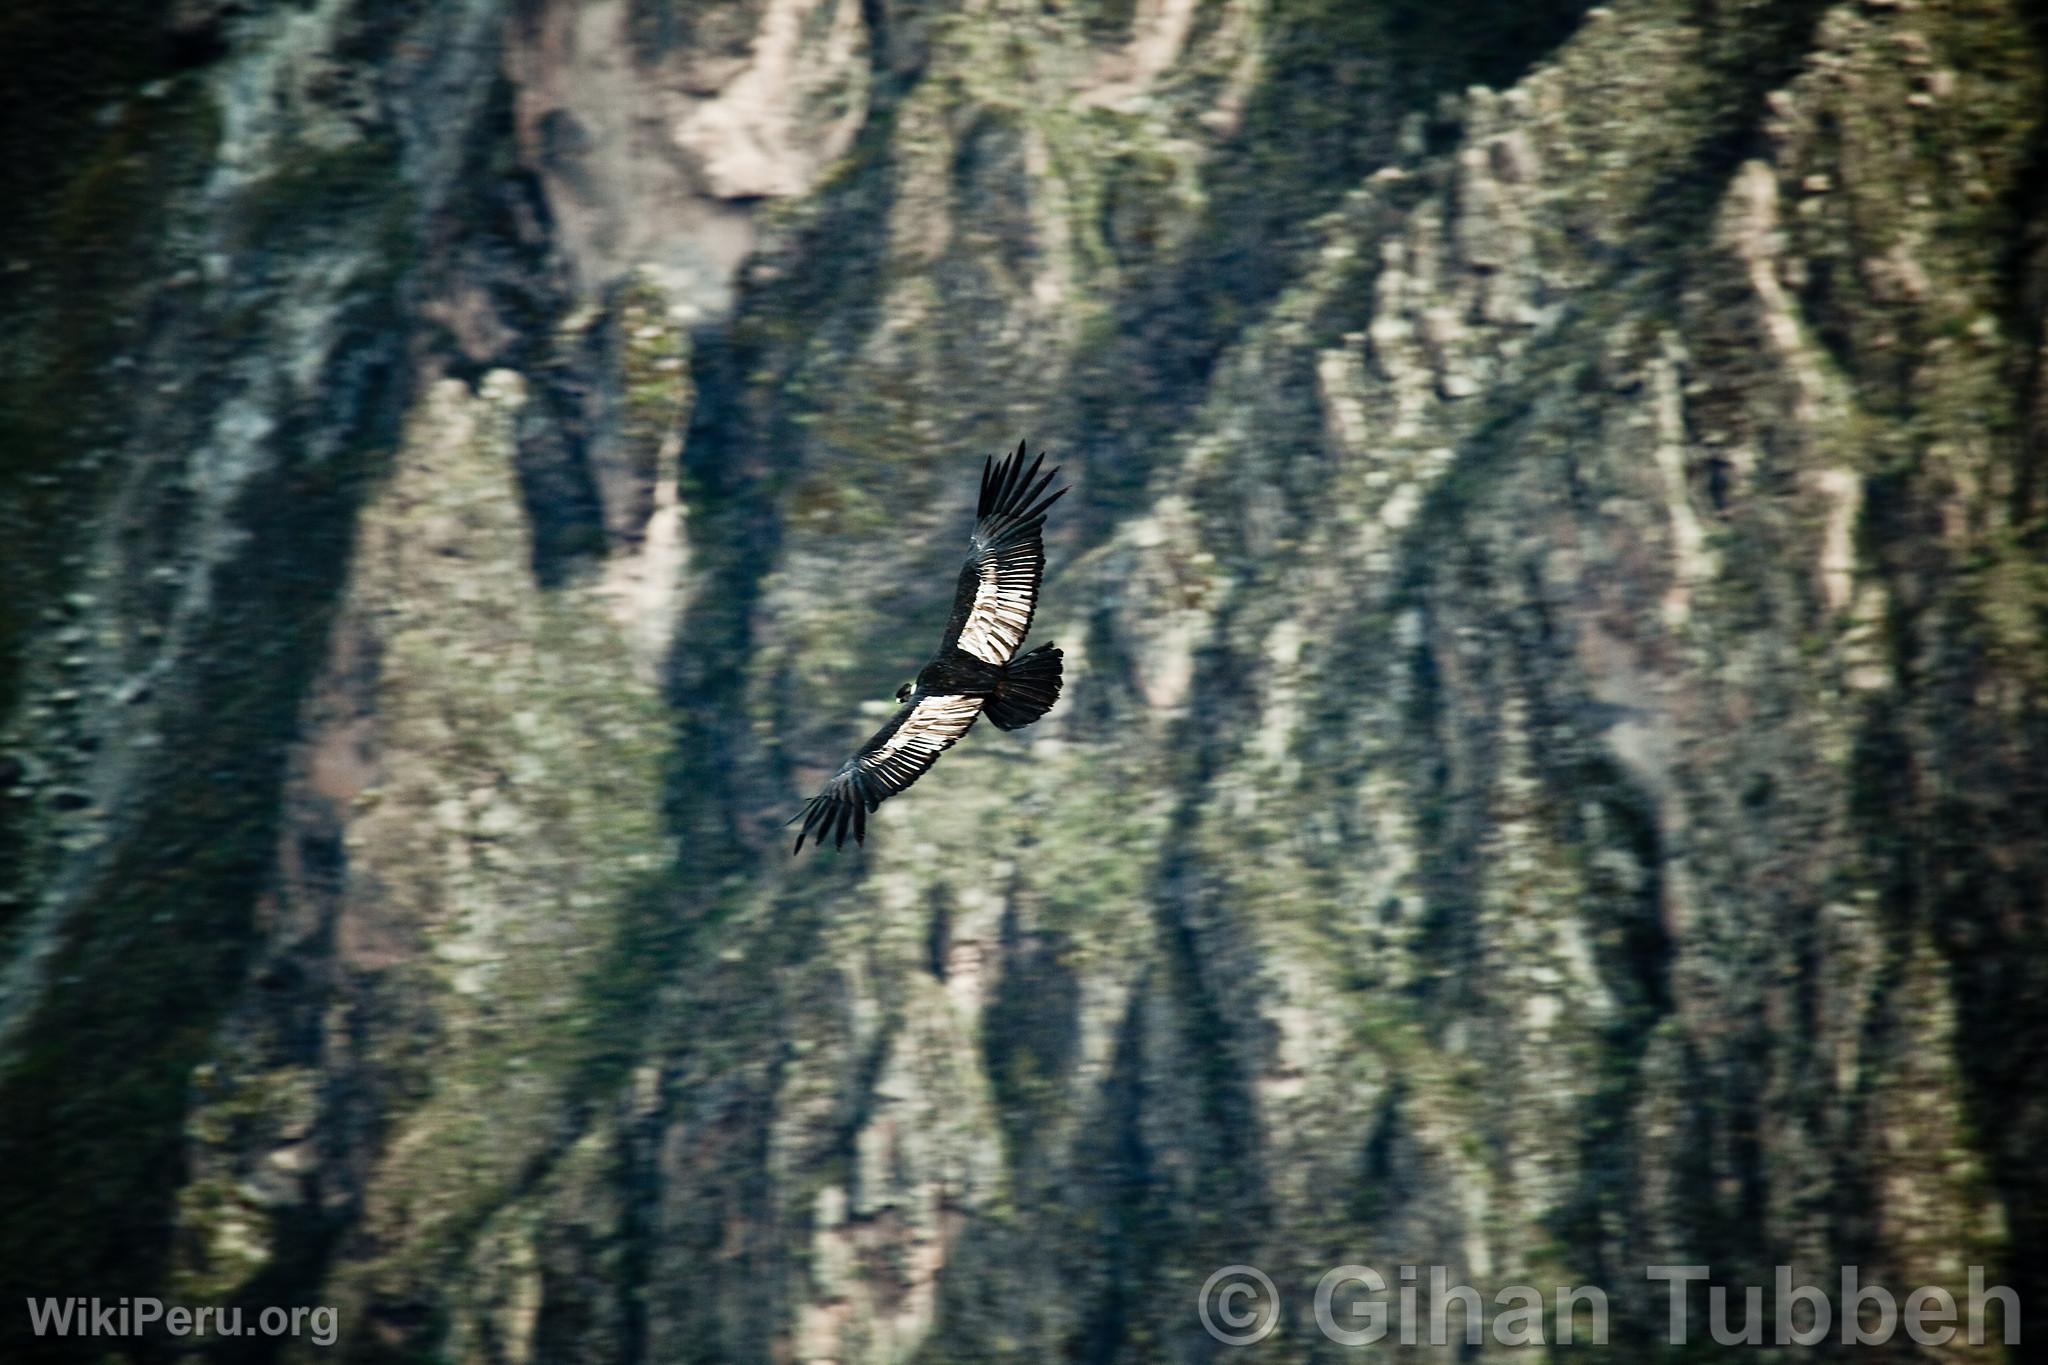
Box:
790 691 985 852
940 441 1067 666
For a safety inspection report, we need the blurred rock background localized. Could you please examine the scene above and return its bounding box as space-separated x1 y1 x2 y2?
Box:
2 0 2044 1360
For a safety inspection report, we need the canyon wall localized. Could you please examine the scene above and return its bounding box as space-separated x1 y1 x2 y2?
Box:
2 0 2044 1360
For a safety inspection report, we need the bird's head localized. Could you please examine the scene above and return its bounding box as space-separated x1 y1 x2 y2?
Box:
894 681 915 703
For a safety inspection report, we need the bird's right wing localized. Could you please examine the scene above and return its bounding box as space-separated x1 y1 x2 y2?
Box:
790 690 986 852
940 442 1067 666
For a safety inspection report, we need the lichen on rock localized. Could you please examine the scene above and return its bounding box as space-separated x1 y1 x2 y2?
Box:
3 0 2047 1361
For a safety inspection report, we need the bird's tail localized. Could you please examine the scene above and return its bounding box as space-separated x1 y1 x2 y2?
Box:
985 643 1063 731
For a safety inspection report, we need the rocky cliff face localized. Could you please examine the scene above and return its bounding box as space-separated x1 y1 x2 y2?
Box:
2 0 2044 1361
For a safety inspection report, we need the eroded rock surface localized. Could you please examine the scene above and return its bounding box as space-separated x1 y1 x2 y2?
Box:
2 1 2044 1361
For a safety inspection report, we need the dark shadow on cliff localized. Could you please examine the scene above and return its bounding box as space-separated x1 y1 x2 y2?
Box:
0 365 404 1359
1948 15 2048 1326
662 99 903 862
1061 0 1592 522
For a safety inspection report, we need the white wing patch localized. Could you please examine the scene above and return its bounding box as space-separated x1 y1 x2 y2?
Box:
858 691 984 789
954 544 1041 666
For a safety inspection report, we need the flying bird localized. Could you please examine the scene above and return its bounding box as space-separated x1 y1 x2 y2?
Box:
791 442 1067 852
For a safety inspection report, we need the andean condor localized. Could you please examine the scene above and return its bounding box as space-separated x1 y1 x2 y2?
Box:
791 442 1068 852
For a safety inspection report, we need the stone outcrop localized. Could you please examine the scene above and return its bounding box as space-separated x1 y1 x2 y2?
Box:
2 1 2043 1361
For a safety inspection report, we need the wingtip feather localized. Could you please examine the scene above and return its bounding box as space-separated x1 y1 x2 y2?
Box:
1028 482 1069 521
999 446 1025 509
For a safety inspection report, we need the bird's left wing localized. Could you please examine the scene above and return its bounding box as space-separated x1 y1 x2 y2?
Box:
790 690 986 852
940 442 1067 666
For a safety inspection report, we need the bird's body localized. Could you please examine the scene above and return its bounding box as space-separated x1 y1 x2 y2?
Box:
791 443 1067 852
913 648 1003 697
